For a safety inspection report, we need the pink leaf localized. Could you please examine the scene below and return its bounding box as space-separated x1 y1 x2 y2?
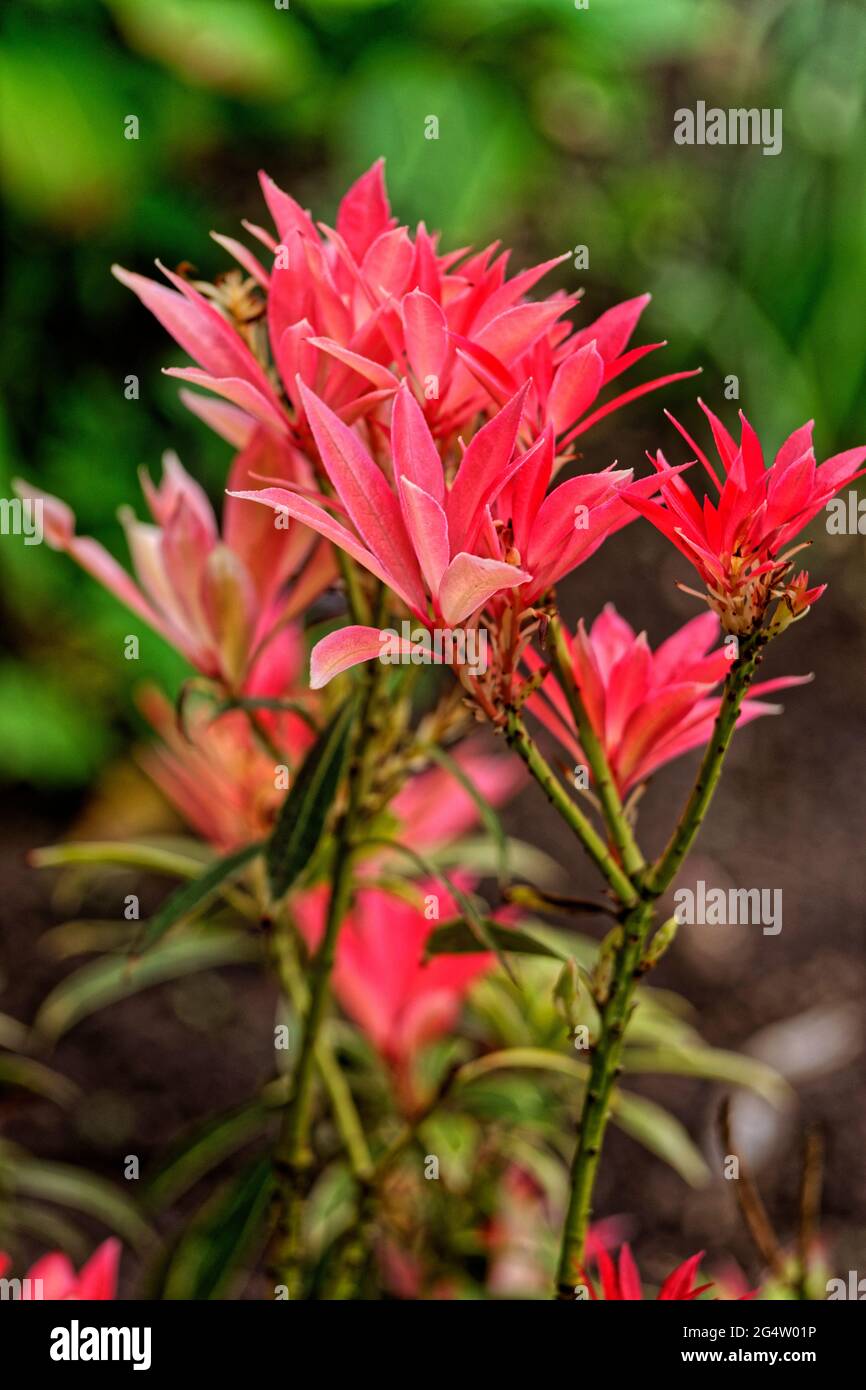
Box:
336 159 394 263
547 341 605 434
258 170 318 243
437 552 530 626
446 384 530 551
178 390 256 449
310 624 424 689
227 485 410 604
402 289 449 386
392 385 446 505
164 369 289 435
399 478 450 597
299 382 426 611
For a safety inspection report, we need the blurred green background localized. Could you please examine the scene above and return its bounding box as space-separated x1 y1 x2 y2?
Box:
2 0 866 787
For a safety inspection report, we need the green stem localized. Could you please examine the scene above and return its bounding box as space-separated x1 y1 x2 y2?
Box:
246 708 284 764
554 899 654 1297
505 710 638 909
644 630 767 897
548 615 645 881
553 629 768 1297
271 925 372 1182
271 589 388 1293
335 546 371 627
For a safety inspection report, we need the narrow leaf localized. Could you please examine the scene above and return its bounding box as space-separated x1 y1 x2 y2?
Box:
612 1091 709 1187
0 1055 79 1107
135 840 263 953
266 701 355 900
145 1101 270 1211
623 1044 789 1107
427 746 508 884
7 1158 155 1251
33 931 261 1045
457 1046 590 1089
0 1010 28 1050
161 1157 274 1300
0 1202 87 1259
425 916 572 962
29 840 209 877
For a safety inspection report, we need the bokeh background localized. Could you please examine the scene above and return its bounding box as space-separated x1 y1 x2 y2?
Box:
2 0 864 1292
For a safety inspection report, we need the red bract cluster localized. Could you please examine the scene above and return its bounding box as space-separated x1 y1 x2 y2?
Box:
111 161 694 458
583 1240 717 1301
0 1240 120 1300
626 402 866 633
526 605 811 796
17 443 333 692
295 880 493 1111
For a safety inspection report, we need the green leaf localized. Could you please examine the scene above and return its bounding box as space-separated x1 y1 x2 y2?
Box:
0 1054 79 1107
40 920 136 960
0 1201 87 1259
425 916 574 962
457 1046 590 1089
5 1157 155 1251
160 1157 274 1300
33 930 261 1044
427 746 508 883
453 1047 709 1187
266 700 356 901
0 1010 28 1050
145 1101 270 1211
214 695 320 732
30 840 210 878
429 835 564 888
623 1044 789 1107
135 840 263 952
459 1073 558 1126
611 1091 709 1188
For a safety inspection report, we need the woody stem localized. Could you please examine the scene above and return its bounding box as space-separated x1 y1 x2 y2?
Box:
554 897 654 1297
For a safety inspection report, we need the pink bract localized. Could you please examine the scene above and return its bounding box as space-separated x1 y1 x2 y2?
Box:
112 160 695 456
233 384 680 689
526 604 811 796
0 1239 120 1300
294 880 493 1110
625 400 866 633
584 1240 712 1301
15 439 333 691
